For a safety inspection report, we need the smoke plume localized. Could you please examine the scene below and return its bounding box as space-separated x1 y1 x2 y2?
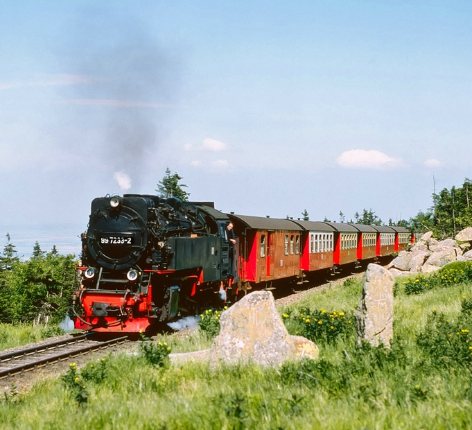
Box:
64 6 181 192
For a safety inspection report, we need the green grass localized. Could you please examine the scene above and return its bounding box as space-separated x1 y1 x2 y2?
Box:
1 274 472 429
0 323 65 351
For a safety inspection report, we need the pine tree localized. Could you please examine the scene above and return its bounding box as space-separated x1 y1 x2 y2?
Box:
156 168 190 201
1 233 19 268
301 209 309 221
32 241 45 259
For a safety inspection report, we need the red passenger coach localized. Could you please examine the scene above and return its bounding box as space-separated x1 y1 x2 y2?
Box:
374 225 396 257
292 220 335 271
354 224 378 261
325 222 359 266
229 215 303 289
390 226 413 252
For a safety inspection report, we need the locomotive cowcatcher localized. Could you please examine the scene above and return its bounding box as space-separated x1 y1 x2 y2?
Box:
73 194 236 333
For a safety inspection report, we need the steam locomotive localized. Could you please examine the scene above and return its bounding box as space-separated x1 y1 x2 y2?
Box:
73 194 235 332
73 194 413 333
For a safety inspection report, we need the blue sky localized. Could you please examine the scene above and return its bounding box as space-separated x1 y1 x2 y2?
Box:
0 1 471 256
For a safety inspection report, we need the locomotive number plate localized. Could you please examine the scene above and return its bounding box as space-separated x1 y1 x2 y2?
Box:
100 235 134 245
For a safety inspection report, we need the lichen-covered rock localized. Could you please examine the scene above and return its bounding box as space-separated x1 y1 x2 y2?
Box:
459 250 472 261
420 231 434 242
357 264 394 347
455 227 472 242
388 251 412 271
425 248 457 268
408 250 430 272
210 291 319 367
421 263 442 274
388 268 410 278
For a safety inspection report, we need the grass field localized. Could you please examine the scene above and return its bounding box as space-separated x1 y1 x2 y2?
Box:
1 270 471 430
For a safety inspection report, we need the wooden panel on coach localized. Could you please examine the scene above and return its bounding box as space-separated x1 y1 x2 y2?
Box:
351 224 377 261
374 226 396 257
291 220 336 272
390 226 412 252
325 223 359 266
229 215 302 284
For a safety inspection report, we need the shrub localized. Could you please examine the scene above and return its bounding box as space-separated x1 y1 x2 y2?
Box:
416 306 472 369
81 358 108 384
199 308 224 338
140 337 171 367
61 362 88 405
283 307 355 344
404 261 472 295
403 275 431 295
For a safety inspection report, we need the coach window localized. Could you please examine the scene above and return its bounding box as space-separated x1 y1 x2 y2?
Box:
295 235 300 254
284 235 289 255
260 235 266 257
310 233 314 253
290 235 294 255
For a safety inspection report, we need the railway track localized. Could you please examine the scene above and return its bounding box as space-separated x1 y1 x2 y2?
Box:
0 334 129 380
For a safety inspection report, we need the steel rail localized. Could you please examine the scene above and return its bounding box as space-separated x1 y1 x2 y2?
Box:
0 334 89 362
0 336 128 379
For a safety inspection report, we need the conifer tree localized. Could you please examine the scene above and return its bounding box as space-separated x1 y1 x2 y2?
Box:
156 168 190 201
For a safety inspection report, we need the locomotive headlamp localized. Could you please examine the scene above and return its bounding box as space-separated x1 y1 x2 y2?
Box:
127 269 139 282
84 267 96 279
110 196 122 208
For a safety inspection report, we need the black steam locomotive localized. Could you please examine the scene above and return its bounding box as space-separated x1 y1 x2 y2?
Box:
74 194 235 332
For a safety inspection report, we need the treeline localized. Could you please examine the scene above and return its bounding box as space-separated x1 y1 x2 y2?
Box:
322 178 472 239
411 178 472 239
0 236 77 324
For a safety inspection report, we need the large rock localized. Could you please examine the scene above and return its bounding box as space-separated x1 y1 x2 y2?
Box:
210 291 319 366
419 231 434 242
410 242 428 252
357 264 394 347
408 250 430 272
425 248 457 268
388 268 410 278
388 251 412 271
455 227 472 242
170 292 320 367
421 263 442 274
458 249 472 261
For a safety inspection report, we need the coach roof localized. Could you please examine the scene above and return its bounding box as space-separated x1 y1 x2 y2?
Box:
229 214 303 231
350 223 378 233
324 222 359 233
372 225 396 233
389 225 411 233
291 220 336 232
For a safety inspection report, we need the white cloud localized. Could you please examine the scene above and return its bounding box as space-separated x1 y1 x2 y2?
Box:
184 137 227 152
113 171 132 191
190 160 202 167
213 159 229 168
424 158 442 168
336 149 403 170
202 138 226 152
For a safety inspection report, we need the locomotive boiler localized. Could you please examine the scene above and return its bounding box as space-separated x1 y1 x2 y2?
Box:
73 194 235 333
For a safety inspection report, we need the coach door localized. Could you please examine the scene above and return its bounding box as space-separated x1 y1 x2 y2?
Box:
266 231 274 277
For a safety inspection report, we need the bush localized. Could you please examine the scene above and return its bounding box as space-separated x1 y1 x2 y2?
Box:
404 261 472 295
140 337 171 367
282 307 355 344
199 308 224 338
416 306 472 369
62 362 88 405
